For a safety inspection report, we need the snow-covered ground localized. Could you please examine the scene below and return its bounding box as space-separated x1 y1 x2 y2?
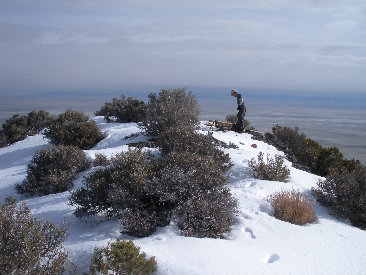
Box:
1 118 365 274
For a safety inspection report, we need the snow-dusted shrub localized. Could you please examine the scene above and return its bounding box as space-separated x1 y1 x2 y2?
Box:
157 125 197 155
225 114 237 124
16 145 90 196
71 149 169 237
0 197 69 274
90 239 157 275
93 153 110 167
157 126 232 171
95 94 147 123
248 152 290 182
146 165 200 208
44 109 104 149
268 190 317 226
70 147 237 238
0 110 53 147
120 209 160 237
0 130 6 147
148 152 237 238
158 126 223 157
139 88 199 137
159 150 231 189
312 163 366 229
176 187 237 238
70 149 153 218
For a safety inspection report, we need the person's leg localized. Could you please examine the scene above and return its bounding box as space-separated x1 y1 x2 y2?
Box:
236 106 244 132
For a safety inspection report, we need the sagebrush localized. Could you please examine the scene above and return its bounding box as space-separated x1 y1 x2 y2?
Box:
266 125 306 159
248 152 290 182
70 89 237 239
0 197 69 274
157 126 233 175
0 110 53 147
16 145 90 196
69 149 157 237
176 187 237 238
70 146 237 238
44 109 104 149
264 125 350 177
139 88 199 136
268 190 317 226
90 239 157 275
93 153 110 167
95 94 147 123
312 163 366 229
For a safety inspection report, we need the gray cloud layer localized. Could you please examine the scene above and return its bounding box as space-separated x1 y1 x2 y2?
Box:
0 0 365 94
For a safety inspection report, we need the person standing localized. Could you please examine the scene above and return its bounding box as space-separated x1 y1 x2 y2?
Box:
231 89 246 132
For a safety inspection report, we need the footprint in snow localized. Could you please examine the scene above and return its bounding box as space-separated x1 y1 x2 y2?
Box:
244 227 256 239
246 182 256 188
264 253 280 264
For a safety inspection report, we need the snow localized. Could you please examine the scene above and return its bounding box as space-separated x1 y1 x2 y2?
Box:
1 118 365 274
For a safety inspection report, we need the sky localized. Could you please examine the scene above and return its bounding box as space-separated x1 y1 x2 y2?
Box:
0 0 365 96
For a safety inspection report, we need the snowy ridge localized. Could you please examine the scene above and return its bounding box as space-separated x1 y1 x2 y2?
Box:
0 118 365 274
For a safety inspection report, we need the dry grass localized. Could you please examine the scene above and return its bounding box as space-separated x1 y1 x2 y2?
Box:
268 189 317 226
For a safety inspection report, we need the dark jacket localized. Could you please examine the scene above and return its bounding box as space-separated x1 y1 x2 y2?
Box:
237 93 244 106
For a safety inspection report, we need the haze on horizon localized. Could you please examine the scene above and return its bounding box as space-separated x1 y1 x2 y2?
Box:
0 0 365 96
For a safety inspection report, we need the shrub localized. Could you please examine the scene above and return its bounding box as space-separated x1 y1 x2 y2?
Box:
70 147 237 238
0 130 6 147
225 114 237 124
0 110 53 147
157 126 232 171
70 114 238 239
16 145 90 196
1 114 28 145
312 163 366 229
248 152 290 182
90 239 157 275
264 125 351 177
315 146 343 176
44 109 104 149
0 197 69 274
26 110 54 134
268 190 317 226
297 138 323 170
139 88 200 137
95 94 147 123
70 149 154 219
145 165 200 209
71 149 174 237
93 153 111 167
176 187 237 238
342 158 361 172
120 209 160 238
157 150 232 190
270 125 306 157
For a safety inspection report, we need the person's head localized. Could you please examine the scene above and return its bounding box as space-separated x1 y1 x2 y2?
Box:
231 90 238 97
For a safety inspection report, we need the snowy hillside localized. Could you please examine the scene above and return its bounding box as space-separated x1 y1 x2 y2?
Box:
1 117 365 274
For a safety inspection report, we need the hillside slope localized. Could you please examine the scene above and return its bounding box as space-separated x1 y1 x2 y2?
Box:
0 118 365 274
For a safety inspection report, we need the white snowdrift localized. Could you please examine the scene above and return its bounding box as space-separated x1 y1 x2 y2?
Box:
0 118 365 275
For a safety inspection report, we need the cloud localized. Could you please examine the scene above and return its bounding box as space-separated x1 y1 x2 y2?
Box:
0 0 365 94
